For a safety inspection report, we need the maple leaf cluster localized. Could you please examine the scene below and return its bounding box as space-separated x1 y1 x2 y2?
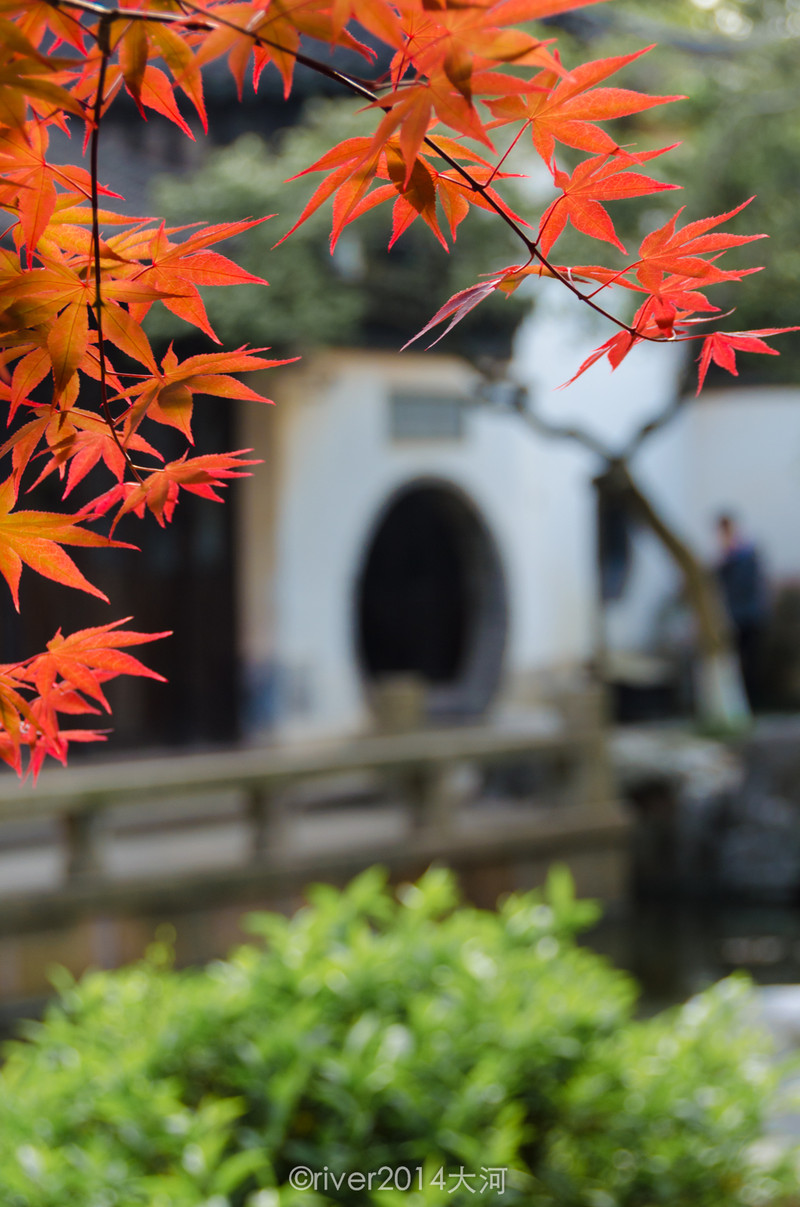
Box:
0 0 794 774
0 618 169 777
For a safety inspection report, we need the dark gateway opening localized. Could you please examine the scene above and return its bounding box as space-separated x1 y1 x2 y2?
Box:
356 482 507 718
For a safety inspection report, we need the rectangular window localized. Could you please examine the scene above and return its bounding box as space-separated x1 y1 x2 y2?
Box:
389 391 467 441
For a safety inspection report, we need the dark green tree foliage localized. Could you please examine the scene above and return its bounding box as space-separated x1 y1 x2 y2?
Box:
151 102 529 359
0 869 794 1206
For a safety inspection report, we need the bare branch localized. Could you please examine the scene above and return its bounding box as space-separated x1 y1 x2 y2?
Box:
479 375 614 460
621 393 690 461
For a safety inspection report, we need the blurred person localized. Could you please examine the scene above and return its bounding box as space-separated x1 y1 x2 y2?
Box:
715 513 768 707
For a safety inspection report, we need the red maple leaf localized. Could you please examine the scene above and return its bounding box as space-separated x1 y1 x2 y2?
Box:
24 617 170 711
118 218 272 343
538 147 679 257
486 46 683 165
636 199 766 293
0 476 132 609
403 276 505 348
83 449 260 529
118 344 293 443
695 327 800 394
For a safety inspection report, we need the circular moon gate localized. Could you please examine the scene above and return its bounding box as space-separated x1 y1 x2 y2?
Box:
356 482 507 718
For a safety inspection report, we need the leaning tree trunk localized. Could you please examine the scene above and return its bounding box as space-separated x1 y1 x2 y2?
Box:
596 459 750 731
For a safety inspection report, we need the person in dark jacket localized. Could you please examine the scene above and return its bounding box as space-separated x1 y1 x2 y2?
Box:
716 513 768 706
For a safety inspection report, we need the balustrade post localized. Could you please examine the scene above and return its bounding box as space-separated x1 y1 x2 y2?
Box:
406 760 460 839
562 683 614 810
64 802 103 884
248 783 286 862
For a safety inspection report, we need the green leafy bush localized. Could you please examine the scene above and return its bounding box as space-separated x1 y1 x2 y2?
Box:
0 867 795 1207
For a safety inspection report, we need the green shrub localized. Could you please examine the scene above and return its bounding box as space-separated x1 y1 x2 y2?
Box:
0 867 795 1207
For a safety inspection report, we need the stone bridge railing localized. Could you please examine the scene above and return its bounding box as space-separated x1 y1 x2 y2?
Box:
0 688 629 935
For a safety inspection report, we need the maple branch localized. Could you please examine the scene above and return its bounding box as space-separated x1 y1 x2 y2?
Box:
52 0 697 355
49 0 650 343
89 15 144 485
0 0 775 770
422 136 650 338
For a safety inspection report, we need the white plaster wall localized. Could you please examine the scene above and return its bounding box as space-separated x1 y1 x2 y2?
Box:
243 347 601 741
602 405 694 653
468 403 596 688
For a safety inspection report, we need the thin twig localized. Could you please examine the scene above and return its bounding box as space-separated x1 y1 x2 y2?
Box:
48 0 209 27
89 16 144 484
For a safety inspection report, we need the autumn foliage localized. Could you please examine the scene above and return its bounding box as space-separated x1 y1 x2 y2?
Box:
0 0 794 775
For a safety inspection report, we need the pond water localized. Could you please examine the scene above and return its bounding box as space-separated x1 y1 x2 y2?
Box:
584 899 800 1015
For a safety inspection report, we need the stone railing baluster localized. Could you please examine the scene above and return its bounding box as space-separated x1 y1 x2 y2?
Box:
64 801 103 884
247 782 287 862
405 760 461 839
